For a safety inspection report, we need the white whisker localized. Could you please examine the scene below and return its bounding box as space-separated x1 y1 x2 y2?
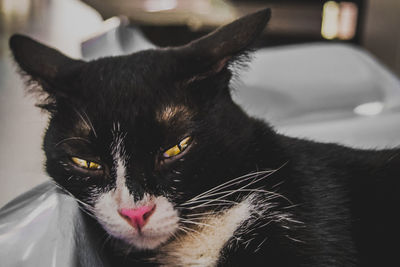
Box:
180 220 214 228
181 198 240 207
255 237 268 252
82 109 98 138
179 225 202 236
51 181 97 220
186 211 219 217
184 172 278 209
182 187 291 207
181 203 238 210
183 163 288 206
185 170 273 203
55 137 90 147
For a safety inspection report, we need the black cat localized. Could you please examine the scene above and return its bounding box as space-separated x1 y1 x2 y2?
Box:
9 9 399 267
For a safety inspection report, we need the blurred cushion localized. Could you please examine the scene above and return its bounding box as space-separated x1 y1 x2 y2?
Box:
233 43 400 148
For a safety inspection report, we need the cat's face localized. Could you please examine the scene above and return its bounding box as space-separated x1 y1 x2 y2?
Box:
10 9 271 249
42 51 252 249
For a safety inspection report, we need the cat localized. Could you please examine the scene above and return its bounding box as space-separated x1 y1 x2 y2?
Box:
9 8 400 267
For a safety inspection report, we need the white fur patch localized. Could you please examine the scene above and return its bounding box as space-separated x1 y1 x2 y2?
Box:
93 124 179 249
158 198 253 267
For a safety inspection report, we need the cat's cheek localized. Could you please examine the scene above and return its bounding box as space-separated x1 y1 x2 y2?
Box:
93 192 180 250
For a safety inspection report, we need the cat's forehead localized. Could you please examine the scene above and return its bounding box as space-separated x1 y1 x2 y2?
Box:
68 98 194 143
84 50 174 83
76 52 181 105
61 51 196 139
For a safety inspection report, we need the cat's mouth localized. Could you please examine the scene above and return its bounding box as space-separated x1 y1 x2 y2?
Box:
94 193 180 250
121 223 178 250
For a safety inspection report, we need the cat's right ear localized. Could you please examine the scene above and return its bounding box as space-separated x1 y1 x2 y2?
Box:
9 34 84 110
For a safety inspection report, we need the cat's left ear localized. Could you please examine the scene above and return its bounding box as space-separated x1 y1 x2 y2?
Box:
173 8 271 79
9 34 85 109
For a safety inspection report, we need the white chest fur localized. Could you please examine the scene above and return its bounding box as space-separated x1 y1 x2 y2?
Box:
158 198 253 267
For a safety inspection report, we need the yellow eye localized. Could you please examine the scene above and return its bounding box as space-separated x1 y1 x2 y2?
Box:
163 136 192 158
71 157 102 170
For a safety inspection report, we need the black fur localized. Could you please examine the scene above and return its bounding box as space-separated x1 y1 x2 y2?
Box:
10 8 399 267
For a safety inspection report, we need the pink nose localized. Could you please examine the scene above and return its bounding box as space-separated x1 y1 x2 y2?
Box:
118 205 156 231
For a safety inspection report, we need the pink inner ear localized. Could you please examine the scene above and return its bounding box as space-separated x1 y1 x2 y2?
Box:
212 56 231 73
190 56 232 83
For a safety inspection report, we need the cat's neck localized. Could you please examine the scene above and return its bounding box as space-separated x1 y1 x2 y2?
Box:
244 118 288 171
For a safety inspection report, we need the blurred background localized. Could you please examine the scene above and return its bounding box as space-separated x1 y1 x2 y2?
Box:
0 0 399 207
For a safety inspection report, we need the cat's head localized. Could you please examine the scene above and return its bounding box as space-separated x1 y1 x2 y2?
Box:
10 9 272 250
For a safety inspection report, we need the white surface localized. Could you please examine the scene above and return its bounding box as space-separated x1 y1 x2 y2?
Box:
234 43 400 149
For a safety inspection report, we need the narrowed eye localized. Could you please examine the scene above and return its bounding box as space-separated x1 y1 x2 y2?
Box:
71 157 102 170
163 136 192 158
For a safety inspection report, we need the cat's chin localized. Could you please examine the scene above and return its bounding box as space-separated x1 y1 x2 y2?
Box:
122 231 175 250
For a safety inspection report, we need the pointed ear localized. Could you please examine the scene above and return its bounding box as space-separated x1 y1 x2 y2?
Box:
9 34 84 82
174 8 271 78
9 34 85 110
